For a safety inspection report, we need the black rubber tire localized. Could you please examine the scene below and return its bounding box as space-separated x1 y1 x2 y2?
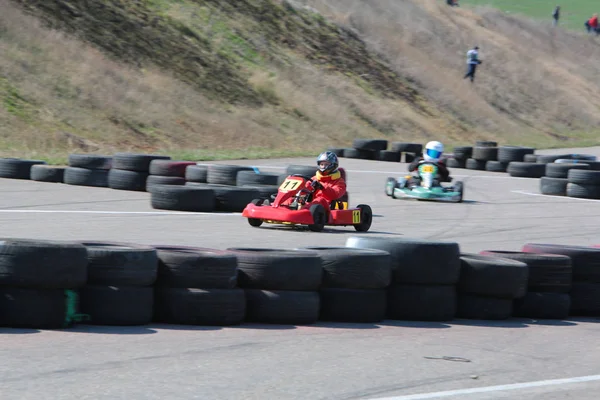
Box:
567 169 600 185
207 164 254 186
299 247 391 289
569 282 600 316
150 185 216 212
378 150 401 162
352 139 388 152
145 175 186 192
327 147 345 157
507 162 546 178
497 146 535 163
354 204 373 232
63 167 109 187
308 203 326 232
387 284 457 321
391 142 422 154
472 146 498 161
286 165 317 177
79 285 153 326
319 288 387 323
566 182 600 199
236 170 279 186
522 243 600 284
112 153 171 172
540 177 568 196
30 165 65 182
536 154 571 164
68 154 113 170
149 160 196 177
226 248 322 291
454 181 464 203
154 247 238 289
0 288 69 329
244 289 320 325
241 184 279 201
446 158 466 168
0 239 88 289
0 158 46 179
485 160 507 173
479 250 572 293
185 165 208 183
344 148 377 160
108 168 149 191
345 237 461 285
80 241 158 286
459 253 529 299
452 146 472 160
199 184 261 212
456 294 513 320
524 154 538 163
475 141 497 147
247 198 264 227
545 163 589 179
466 158 486 170
513 292 570 319
154 288 246 326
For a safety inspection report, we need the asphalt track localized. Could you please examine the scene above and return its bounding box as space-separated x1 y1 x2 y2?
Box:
1 146 600 400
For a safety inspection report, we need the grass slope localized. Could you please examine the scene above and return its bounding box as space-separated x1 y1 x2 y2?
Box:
465 0 597 31
1 0 600 163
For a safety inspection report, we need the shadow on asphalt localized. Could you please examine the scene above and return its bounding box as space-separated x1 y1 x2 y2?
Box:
380 320 452 329
0 328 41 334
64 325 160 334
450 318 578 328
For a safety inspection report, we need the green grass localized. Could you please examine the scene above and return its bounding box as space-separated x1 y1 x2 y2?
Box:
465 0 597 31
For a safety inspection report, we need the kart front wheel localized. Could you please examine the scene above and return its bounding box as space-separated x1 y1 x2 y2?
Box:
248 198 264 227
308 204 326 232
385 177 396 196
354 204 373 232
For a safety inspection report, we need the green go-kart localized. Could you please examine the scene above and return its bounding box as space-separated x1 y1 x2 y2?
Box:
385 162 464 203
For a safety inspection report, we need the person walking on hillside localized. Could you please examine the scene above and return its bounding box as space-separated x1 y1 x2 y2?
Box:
552 6 560 27
585 13 599 34
463 46 482 83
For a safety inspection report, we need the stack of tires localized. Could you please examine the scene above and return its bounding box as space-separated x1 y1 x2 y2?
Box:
227 248 322 325
78 242 158 326
466 141 497 171
0 239 88 329
456 254 529 320
523 244 600 316
236 169 280 202
479 251 572 319
31 164 66 183
343 139 388 161
488 146 535 173
389 142 422 163
63 154 113 188
540 162 590 196
109 153 171 192
145 160 196 192
184 165 261 212
446 146 472 169
566 169 600 199
153 246 246 326
299 247 391 323
0 158 47 180
345 237 461 321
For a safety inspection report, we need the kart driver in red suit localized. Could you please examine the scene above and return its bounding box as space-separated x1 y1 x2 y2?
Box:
305 151 346 212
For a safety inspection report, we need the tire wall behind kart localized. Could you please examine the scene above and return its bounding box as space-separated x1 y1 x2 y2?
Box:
109 153 171 191
345 237 461 321
0 239 88 329
227 248 322 325
522 243 600 316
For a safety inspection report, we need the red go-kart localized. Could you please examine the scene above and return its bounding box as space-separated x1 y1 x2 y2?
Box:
241 173 372 232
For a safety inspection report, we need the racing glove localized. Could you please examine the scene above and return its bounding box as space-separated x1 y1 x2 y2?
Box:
310 180 323 190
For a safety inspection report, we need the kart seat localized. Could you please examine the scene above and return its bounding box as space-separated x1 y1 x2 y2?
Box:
331 192 349 210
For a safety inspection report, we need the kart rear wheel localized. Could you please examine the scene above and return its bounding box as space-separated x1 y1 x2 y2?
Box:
454 181 464 203
248 199 263 227
385 177 396 196
308 204 326 232
354 204 373 232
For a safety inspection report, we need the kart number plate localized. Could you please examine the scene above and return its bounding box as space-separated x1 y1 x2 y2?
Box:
352 210 361 224
279 178 303 192
421 165 435 173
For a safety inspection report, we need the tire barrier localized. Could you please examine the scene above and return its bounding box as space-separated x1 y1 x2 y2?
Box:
2 238 600 330
30 165 65 183
109 153 171 191
145 160 195 193
0 158 46 180
65 154 112 188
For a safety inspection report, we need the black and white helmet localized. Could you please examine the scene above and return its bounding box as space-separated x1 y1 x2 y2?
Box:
316 151 339 175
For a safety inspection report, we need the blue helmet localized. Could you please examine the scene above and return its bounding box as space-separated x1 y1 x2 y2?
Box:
317 151 339 175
